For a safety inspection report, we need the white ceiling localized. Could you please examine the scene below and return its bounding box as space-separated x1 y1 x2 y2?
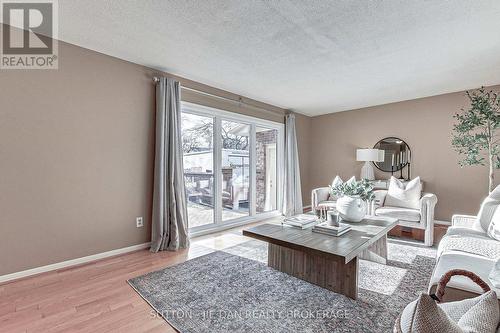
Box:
54 1 500 116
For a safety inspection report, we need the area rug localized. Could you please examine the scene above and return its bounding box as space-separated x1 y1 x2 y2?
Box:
128 239 436 333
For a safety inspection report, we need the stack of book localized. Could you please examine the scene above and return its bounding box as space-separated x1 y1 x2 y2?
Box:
282 214 319 229
312 221 351 237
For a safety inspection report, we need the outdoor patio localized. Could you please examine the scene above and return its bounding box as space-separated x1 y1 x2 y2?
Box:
187 202 247 228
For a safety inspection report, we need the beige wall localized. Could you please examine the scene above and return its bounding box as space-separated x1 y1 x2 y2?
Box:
308 86 500 221
0 33 288 275
0 41 156 276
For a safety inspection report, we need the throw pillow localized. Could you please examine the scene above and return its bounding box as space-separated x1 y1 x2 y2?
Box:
331 175 343 188
328 176 355 201
475 184 500 233
384 176 422 210
347 176 356 183
487 206 500 241
476 197 500 232
488 184 500 201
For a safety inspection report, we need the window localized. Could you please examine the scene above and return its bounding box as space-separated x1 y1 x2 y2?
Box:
221 120 250 221
256 127 278 213
181 112 214 228
181 102 284 233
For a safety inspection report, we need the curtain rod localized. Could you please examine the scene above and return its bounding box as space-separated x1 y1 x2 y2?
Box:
152 76 284 117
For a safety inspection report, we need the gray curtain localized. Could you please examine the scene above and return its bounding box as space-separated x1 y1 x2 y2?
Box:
151 77 189 252
283 113 303 217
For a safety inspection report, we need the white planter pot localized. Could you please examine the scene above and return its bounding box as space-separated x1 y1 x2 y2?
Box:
336 196 367 222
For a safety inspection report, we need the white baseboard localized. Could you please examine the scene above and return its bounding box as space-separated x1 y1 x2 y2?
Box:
0 242 151 284
434 220 451 226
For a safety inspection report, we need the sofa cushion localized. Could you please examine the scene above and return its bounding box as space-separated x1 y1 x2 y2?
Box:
437 233 500 259
384 176 422 210
430 252 500 297
446 226 488 238
375 206 421 222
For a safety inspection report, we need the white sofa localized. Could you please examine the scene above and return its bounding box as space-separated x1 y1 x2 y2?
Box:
372 189 437 246
428 214 500 301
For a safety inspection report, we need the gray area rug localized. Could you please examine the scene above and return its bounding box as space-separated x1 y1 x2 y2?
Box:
128 239 436 333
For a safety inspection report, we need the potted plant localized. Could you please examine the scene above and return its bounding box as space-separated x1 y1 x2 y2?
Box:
330 179 375 222
452 87 500 193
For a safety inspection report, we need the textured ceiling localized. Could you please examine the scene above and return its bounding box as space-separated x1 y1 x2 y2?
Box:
53 1 500 115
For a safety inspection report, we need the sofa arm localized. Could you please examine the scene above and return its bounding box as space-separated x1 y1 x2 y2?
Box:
451 214 477 227
420 192 438 209
419 193 437 224
420 193 437 246
311 187 330 211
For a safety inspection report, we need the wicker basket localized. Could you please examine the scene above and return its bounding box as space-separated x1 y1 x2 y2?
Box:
394 269 491 333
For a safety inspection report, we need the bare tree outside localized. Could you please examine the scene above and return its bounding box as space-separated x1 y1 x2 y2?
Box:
182 117 249 154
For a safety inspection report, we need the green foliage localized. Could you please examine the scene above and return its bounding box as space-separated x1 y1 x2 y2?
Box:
330 179 375 202
452 87 500 167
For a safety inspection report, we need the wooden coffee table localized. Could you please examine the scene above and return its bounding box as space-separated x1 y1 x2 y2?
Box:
242 216 397 299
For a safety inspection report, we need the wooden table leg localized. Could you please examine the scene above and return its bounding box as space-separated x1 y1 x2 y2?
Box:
359 234 388 264
267 243 358 299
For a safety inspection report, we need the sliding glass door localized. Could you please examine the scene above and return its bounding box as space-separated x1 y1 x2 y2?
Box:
181 112 215 228
256 127 278 213
181 102 284 233
220 120 251 222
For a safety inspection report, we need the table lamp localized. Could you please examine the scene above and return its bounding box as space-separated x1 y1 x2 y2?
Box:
356 148 384 180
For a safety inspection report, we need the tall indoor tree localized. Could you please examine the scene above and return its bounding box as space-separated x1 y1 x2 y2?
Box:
452 87 500 193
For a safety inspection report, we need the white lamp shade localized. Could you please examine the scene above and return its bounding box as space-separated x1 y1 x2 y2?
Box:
356 148 384 162
377 149 385 162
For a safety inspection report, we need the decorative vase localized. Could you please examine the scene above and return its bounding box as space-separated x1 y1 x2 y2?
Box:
336 196 366 222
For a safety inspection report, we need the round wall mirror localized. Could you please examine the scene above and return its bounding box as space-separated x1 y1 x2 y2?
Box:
373 137 411 172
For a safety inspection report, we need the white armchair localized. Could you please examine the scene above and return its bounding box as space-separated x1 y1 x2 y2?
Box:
372 190 438 246
311 187 336 212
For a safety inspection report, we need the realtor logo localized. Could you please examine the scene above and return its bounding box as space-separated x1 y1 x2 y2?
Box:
1 0 58 69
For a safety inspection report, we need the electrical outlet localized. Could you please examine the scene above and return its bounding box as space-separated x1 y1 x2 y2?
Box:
136 217 144 228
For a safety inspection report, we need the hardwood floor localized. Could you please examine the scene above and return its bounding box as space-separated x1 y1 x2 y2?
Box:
0 224 259 333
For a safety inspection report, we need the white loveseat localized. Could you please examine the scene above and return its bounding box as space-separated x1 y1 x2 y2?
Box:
428 214 500 301
312 176 438 246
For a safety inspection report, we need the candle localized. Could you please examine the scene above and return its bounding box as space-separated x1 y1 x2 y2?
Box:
391 154 394 167
400 152 403 165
